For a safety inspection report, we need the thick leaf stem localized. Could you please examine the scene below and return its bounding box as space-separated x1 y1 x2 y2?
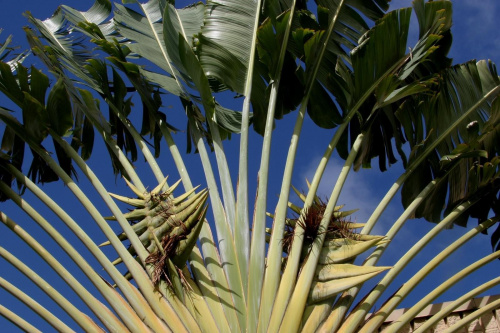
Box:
413 276 500 333
0 273 74 332
441 297 500 333
318 178 439 331
0 184 147 332
190 122 247 330
277 134 363 332
387 217 499 332
344 200 475 332
265 2 347 330
320 82 500 331
265 101 308 331
160 122 242 332
0 246 104 332
0 110 176 331
237 1 264 314
253 6 297 333
0 304 41 333
159 121 194 189
368 217 499 332
207 118 237 235
0 209 129 332
250 79 280 333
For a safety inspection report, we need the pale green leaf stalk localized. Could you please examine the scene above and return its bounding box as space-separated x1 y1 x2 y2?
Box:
0 277 74 332
385 217 499 332
413 276 500 333
161 123 241 332
239 3 263 326
365 179 439 265
181 267 222 333
252 5 297 333
159 278 202 333
264 3 347 330
186 250 233 332
300 300 326 331
208 118 237 235
0 304 42 333
48 134 188 332
160 122 192 188
188 199 242 331
277 134 364 332
0 211 128 332
0 110 174 332
441 297 500 333
343 200 476 332
177 34 246 322
193 215 243 330
176 27 237 245
2 165 155 331
265 6 419 327
327 83 500 331
190 122 247 329
0 246 104 332
0 186 146 332
319 179 439 332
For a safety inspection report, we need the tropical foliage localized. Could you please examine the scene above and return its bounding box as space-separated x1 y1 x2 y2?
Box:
0 0 499 332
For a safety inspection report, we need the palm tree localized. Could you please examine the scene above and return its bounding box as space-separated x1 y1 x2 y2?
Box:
1 0 499 331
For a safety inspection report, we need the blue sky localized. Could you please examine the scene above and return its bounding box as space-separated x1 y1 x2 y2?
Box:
0 0 499 331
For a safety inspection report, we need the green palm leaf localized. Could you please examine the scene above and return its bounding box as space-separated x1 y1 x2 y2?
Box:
1 1 500 332
401 60 500 225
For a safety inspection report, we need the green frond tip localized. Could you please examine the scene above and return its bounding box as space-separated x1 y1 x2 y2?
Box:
123 176 145 199
320 237 387 264
272 190 390 304
309 266 390 303
107 177 208 286
333 208 359 218
108 192 145 207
